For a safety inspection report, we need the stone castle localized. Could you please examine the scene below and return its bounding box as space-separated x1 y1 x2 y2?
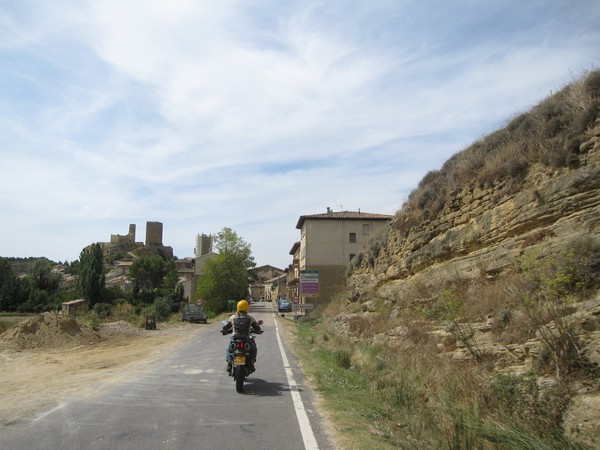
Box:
102 221 174 260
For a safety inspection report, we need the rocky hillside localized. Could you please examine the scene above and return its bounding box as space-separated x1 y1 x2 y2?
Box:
349 125 599 297
334 71 600 447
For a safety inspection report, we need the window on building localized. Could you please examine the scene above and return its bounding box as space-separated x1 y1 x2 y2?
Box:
349 254 356 262
349 232 357 243
362 224 370 235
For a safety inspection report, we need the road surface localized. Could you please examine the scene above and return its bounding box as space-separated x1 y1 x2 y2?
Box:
0 303 334 450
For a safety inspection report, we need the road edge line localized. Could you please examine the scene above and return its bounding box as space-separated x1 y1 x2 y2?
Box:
274 316 319 450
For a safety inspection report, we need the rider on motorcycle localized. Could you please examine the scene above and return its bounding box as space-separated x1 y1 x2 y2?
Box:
222 299 262 373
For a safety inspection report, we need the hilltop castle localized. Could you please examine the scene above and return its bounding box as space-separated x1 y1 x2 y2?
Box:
101 221 174 260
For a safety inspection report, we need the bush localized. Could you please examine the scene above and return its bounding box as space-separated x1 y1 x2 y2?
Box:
80 311 101 331
574 101 599 134
333 350 352 369
392 71 599 229
113 302 135 322
151 297 172 321
519 238 600 380
584 70 600 98
93 303 112 318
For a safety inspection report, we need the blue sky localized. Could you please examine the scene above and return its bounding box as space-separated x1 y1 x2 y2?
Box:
1 0 599 269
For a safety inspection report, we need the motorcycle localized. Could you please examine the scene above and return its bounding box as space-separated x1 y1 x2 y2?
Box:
221 319 263 393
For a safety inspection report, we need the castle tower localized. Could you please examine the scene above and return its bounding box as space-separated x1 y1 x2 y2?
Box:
195 233 213 256
128 224 136 239
145 221 163 246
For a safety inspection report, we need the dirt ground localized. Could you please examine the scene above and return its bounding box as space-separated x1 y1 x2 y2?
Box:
0 314 207 425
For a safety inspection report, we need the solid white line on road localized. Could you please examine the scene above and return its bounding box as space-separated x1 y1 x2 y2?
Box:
274 317 320 450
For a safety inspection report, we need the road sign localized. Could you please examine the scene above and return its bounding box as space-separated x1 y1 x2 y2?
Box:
195 298 203 306
300 270 319 278
300 270 319 297
291 295 300 304
300 284 319 296
292 304 314 310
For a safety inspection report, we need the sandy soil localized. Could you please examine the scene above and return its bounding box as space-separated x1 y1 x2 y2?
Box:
0 316 206 425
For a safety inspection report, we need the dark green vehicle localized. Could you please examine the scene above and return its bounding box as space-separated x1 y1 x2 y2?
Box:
180 305 207 323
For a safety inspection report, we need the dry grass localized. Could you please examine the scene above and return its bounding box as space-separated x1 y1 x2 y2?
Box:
387 70 600 238
294 310 574 448
298 235 600 448
310 72 600 447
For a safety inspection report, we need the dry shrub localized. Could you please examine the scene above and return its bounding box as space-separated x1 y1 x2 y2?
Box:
474 141 530 188
112 302 135 321
521 228 557 248
404 319 434 344
380 344 485 443
494 309 535 344
406 275 433 300
584 70 600 99
391 70 600 229
461 279 509 321
482 373 571 441
347 314 373 337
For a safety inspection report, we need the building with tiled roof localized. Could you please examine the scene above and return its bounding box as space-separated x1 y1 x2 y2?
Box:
292 207 392 304
296 208 394 229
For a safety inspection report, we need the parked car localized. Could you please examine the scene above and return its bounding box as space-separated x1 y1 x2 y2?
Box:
278 299 292 313
180 304 207 323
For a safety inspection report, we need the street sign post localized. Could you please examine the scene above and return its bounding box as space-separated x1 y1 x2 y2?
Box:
292 304 314 310
300 270 319 297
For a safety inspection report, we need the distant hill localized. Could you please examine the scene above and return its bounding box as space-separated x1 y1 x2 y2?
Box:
3 257 58 276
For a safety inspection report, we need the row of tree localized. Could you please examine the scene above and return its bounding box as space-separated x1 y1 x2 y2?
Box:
0 227 257 318
0 245 183 315
0 257 65 312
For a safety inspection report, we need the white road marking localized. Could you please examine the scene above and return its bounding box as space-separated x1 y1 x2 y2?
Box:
30 403 67 423
274 317 319 450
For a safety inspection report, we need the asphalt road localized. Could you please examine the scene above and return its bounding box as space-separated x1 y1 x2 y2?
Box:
0 303 334 450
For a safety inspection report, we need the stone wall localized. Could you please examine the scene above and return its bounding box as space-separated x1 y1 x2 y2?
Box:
110 224 137 246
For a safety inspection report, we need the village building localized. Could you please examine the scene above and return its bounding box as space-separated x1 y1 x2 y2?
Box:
249 265 285 301
294 208 393 303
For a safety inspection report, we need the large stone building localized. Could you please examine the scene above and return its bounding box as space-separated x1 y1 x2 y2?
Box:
293 208 392 303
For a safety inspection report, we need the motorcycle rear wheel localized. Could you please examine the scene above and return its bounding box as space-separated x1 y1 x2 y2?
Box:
235 365 244 393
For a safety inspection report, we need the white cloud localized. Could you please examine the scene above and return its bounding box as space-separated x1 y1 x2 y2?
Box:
0 0 598 267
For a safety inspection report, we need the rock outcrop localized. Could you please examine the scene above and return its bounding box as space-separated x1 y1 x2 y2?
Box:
342 103 600 444
349 118 600 300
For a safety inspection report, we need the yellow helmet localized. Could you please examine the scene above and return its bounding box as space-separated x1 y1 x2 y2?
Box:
237 300 249 312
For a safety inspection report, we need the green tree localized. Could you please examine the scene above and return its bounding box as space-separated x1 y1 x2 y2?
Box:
163 259 179 290
128 256 165 305
20 289 51 313
196 228 255 313
0 258 27 311
29 259 61 294
77 243 106 307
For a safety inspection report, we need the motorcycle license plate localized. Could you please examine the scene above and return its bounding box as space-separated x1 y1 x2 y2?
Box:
234 355 246 365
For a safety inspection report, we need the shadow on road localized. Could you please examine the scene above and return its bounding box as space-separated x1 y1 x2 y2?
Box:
242 378 299 397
